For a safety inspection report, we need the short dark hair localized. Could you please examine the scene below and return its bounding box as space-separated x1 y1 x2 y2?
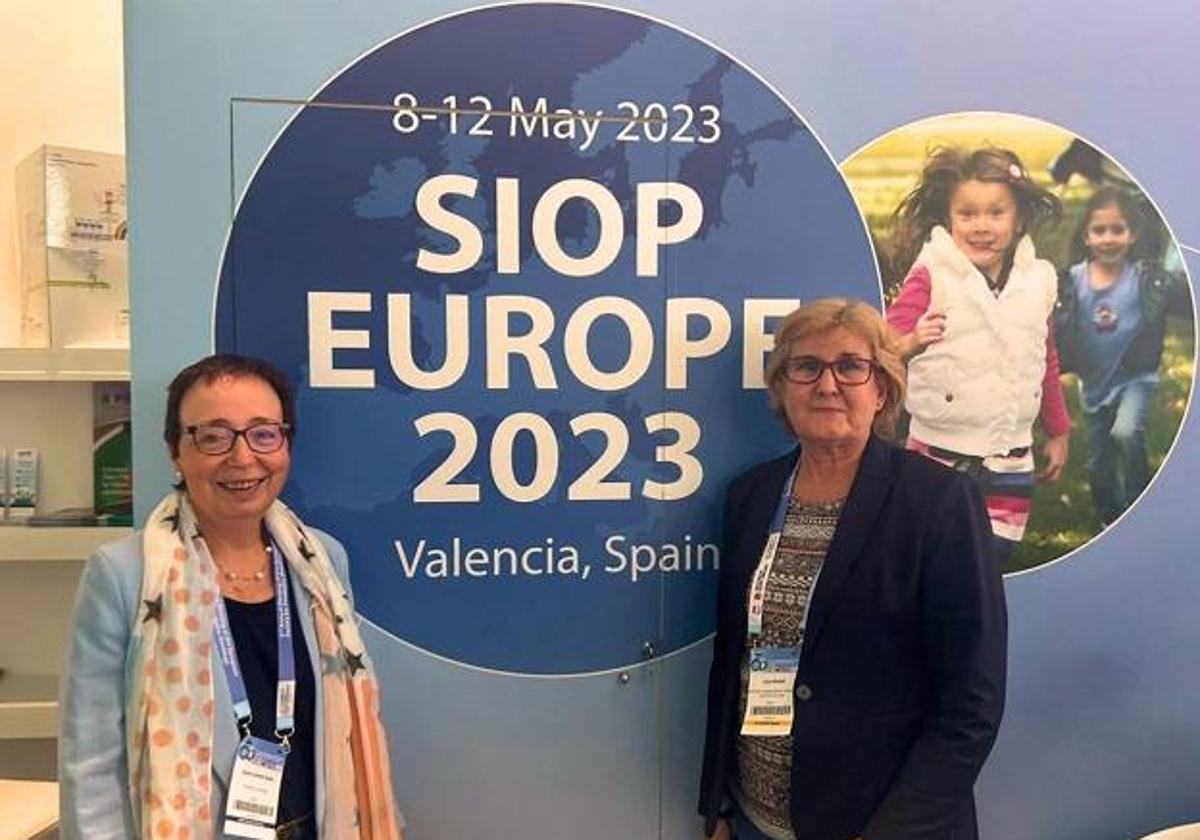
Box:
164 354 296 458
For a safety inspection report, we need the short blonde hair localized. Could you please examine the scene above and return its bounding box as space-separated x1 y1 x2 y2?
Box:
764 297 906 440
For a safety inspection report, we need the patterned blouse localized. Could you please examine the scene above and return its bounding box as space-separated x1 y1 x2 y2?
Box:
733 498 843 840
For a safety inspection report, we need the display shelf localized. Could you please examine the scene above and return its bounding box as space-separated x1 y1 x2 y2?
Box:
0 347 129 381
0 674 59 740
0 347 131 753
0 526 131 563
0 778 59 838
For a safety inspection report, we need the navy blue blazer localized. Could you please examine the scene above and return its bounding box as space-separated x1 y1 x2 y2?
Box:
699 436 1007 840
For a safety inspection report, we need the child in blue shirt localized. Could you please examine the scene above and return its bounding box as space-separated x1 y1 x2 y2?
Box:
1055 187 1191 525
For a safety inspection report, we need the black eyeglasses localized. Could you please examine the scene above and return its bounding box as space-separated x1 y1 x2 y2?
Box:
781 356 876 386
185 422 291 455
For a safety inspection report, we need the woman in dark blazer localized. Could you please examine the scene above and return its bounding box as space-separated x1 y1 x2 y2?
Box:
699 298 1007 840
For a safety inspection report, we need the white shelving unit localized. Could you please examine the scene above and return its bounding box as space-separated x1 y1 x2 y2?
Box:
0 526 131 564
0 778 59 839
0 675 60 739
0 347 129 382
0 347 130 741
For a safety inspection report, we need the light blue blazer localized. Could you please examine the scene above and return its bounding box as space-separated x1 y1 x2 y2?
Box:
58 528 352 839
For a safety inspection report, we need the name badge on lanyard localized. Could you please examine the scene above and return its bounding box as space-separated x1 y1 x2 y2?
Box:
211 536 298 837
741 646 799 736
225 736 287 839
740 459 801 737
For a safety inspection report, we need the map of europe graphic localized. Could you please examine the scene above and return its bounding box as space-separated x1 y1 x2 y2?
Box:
217 4 877 672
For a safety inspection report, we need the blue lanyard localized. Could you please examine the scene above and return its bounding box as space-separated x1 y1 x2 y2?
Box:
746 458 800 639
211 539 297 747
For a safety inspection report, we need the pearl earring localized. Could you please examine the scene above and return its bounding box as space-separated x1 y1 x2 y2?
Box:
173 469 184 484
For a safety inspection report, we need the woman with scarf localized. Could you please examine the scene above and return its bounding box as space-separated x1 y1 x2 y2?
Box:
59 354 404 840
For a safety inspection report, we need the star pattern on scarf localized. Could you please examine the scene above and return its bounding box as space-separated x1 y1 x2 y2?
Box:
344 650 366 676
299 540 315 562
161 508 181 533
142 594 164 624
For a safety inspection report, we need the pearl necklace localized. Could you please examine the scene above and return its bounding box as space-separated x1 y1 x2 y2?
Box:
219 541 273 582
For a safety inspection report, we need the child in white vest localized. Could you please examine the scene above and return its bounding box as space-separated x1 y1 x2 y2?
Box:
886 146 1071 565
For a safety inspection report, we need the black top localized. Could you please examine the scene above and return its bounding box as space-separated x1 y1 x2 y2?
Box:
224 566 317 825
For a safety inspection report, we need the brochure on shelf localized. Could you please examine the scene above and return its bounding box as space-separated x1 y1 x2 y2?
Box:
93 382 132 526
9 449 39 521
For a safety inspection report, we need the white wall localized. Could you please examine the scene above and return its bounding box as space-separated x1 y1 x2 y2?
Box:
0 0 124 345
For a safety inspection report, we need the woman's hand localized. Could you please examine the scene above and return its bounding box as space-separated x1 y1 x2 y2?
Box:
705 816 732 840
1039 432 1070 482
900 311 946 359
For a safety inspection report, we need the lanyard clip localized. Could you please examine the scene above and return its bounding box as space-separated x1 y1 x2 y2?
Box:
275 728 294 754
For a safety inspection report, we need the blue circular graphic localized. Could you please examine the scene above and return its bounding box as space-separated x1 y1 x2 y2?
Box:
217 3 878 674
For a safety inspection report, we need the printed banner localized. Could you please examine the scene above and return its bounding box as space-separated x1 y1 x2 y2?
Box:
217 4 877 673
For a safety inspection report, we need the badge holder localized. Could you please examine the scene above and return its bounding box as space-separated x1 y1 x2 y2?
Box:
740 646 799 736
225 730 288 839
